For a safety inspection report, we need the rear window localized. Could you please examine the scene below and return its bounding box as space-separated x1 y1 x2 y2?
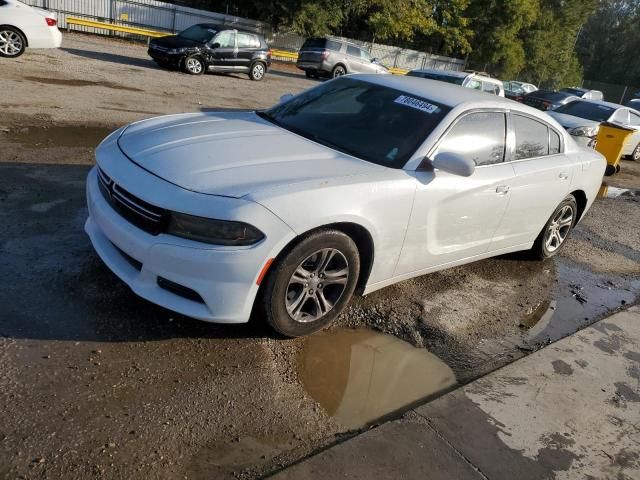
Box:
302 38 341 51
237 33 260 49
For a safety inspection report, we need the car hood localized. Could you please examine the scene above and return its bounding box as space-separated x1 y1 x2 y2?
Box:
116 112 382 198
546 111 600 130
151 35 203 49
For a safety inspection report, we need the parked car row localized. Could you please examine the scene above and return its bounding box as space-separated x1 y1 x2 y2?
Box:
0 0 61 58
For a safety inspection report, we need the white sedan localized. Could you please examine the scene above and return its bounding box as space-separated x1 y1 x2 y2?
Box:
0 0 61 58
85 75 606 336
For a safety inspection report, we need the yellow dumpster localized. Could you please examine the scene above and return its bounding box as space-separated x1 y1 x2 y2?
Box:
594 122 635 176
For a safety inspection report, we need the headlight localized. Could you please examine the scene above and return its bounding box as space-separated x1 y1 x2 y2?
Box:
568 126 599 137
168 47 187 54
167 212 265 246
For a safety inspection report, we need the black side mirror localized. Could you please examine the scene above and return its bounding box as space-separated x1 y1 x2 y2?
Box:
211 42 220 49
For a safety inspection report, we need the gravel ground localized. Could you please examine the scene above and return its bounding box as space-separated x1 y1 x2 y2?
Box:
1 33 639 479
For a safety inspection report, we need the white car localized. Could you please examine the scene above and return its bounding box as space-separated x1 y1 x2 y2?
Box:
85 75 605 337
548 99 640 161
407 69 505 97
0 0 61 58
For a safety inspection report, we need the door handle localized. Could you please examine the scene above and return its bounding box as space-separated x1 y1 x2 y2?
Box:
496 185 510 195
559 172 569 180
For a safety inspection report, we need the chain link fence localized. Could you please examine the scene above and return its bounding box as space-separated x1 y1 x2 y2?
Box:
581 80 640 105
270 31 464 72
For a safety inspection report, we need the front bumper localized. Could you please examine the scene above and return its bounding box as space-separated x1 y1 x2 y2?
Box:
147 49 183 67
85 164 295 324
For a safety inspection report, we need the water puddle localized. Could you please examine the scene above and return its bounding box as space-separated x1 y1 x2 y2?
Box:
519 259 640 348
23 76 143 92
298 329 456 430
8 126 113 149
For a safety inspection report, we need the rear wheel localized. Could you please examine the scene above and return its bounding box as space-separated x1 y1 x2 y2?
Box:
531 195 578 259
631 143 640 161
332 65 347 78
183 55 204 75
0 27 26 58
249 62 266 81
262 230 360 337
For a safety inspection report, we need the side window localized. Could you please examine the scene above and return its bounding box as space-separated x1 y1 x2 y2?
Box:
482 81 499 95
513 115 550 160
466 79 481 90
435 112 506 166
237 33 259 48
629 112 640 127
611 109 630 125
360 48 371 62
346 45 360 57
550 129 561 154
213 31 235 48
326 40 342 51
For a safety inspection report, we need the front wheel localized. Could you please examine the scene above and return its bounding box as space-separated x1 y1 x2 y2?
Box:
631 143 640 161
261 230 360 337
183 55 204 75
249 62 266 81
531 195 578 259
0 27 26 58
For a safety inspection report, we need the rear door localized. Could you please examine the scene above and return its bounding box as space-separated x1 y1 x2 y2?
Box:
627 111 640 156
235 32 261 72
490 113 576 250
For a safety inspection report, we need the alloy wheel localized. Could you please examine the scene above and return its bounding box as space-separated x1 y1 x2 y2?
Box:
252 63 265 80
333 66 346 78
544 205 574 252
633 144 640 161
285 248 349 323
0 30 23 57
186 57 203 74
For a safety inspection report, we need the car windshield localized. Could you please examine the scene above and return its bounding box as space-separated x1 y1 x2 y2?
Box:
178 25 217 43
407 71 465 85
258 78 451 168
553 101 615 122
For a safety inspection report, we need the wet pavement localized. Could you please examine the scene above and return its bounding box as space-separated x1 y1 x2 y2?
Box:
1 33 639 478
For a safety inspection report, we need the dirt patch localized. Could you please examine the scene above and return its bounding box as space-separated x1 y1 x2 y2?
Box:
24 75 144 92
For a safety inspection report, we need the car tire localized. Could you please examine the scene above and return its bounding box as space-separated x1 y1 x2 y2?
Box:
0 26 26 58
261 230 360 337
332 65 347 78
249 61 266 81
531 195 578 260
631 143 640 161
183 55 204 75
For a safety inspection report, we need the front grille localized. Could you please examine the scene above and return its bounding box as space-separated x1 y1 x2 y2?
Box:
97 168 167 235
150 44 168 52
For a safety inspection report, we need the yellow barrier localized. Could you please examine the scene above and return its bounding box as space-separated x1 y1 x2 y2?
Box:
66 17 168 38
271 49 298 60
388 67 409 75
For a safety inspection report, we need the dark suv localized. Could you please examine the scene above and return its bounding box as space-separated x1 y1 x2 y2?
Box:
148 23 271 81
296 37 389 79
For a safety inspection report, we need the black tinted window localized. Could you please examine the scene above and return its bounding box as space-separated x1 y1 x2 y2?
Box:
407 71 465 85
346 45 361 57
553 101 614 122
550 129 561 154
0 1 7 6
301 38 341 51
435 112 506 166
261 78 451 168
237 33 260 48
178 24 217 43
513 115 549 160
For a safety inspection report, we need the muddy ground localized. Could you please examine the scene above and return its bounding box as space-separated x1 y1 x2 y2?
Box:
1 33 639 479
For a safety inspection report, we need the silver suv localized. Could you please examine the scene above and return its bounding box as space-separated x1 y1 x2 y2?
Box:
296 37 389 79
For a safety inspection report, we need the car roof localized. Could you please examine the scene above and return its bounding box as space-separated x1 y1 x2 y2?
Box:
410 68 470 79
352 74 538 110
198 23 262 36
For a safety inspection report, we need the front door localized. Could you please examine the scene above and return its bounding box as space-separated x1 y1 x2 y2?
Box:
395 111 516 275
207 30 237 71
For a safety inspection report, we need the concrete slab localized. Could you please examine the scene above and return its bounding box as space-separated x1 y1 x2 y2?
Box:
417 306 640 480
270 415 484 480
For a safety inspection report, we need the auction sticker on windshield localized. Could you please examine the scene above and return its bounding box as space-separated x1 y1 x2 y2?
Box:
394 95 440 114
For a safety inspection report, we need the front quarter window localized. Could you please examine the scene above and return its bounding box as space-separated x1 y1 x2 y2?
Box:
258 78 451 168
